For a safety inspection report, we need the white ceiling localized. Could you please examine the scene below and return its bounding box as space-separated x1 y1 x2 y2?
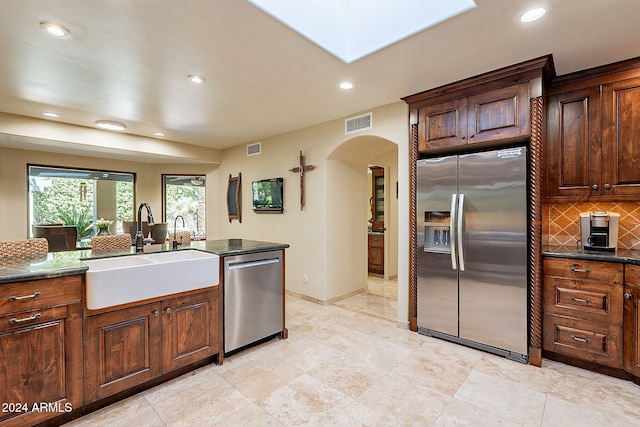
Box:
0 0 639 153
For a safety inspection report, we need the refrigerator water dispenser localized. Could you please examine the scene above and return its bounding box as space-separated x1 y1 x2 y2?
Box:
423 211 451 253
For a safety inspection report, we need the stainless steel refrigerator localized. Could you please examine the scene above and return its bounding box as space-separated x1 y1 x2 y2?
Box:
416 146 528 362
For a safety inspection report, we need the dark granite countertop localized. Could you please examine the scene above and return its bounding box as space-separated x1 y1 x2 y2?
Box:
543 245 640 265
0 239 289 285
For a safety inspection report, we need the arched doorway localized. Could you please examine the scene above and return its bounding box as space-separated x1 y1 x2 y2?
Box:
325 135 398 320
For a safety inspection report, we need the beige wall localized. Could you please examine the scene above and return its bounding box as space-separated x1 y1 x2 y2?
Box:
0 100 411 326
215 101 409 321
0 146 220 241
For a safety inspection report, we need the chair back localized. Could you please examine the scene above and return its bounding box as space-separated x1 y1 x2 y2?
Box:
91 233 132 251
168 231 192 246
149 223 168 243
0 238 49 260
123 221 151 239
33 225 77 252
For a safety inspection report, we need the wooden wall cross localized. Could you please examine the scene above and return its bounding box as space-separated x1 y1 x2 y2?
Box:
289 150 316 210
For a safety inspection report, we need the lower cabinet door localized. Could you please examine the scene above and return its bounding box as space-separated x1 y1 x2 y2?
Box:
84 303 162 403
0 304 82 426
624 285 640 377
162 289 218 372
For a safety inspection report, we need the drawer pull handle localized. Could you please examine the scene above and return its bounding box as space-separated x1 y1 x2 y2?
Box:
569 267 591 273
9 313 42 324
570 296 592 304
8 292 42 302
570 335 591 343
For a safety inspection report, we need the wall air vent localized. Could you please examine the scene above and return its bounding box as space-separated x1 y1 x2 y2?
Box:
247 142 261 156
345 112 373 134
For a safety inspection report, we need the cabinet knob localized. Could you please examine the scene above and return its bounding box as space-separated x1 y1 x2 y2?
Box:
165 307 172 314
153 310 160 317
604 183 611 189
592 184 598 190
460 135 465 140
624 292 633 299
469 134 475 139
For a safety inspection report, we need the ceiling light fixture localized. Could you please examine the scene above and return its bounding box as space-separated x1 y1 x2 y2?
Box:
95 120 127 131
520 7 547 23
187 75 206 84
40 21 71 38
339 81 354 90
42 112 60 118
153 132 165 137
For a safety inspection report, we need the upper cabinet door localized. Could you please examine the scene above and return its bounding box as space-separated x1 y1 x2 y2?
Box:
602 76 640 196
418 98 468 152
467 83 530 144
545 86 601 198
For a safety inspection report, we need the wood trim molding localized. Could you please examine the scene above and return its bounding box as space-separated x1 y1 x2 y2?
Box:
528 96 544 367
409 123 418 331
402 55 554 108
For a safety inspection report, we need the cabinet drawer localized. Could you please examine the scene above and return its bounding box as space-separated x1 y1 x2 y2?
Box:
0 305 68 333
0 275 82 315
625 264 640 287
543 258 623 284
368 234 384 246
543 277 623 325
543 313 623 368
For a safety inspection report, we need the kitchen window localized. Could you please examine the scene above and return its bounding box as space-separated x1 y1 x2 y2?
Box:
28 165 135 242
162 175 206 240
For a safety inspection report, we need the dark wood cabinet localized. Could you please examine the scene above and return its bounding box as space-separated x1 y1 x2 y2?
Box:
601 76 640 197
468 83 531 144
545 87 601 198
370 167 384 232
417 83 530 153
83 303 162 403
162 290 218 373
542 258 624 368
83 288 219 403
418 98 468 151
545 60 640 200
0 276 83 427
624 264 640 378
367 233 384 275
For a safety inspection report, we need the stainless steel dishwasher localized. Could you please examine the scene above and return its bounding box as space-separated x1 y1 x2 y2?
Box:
224 250 283 353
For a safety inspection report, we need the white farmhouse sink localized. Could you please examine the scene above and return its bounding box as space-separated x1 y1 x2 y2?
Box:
84 250 220 310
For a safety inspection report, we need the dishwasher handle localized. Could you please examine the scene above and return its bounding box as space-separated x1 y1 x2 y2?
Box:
228 258 280 270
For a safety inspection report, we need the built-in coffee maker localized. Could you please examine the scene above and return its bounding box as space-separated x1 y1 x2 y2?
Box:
579 211 620 252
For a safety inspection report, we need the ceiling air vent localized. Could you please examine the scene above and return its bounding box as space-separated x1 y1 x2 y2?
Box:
345 112 373 135
247 142 261 156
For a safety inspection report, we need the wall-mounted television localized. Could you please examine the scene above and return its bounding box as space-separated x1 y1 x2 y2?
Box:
252 177 284 213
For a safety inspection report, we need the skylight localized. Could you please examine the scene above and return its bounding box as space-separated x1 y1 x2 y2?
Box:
247 0 476 63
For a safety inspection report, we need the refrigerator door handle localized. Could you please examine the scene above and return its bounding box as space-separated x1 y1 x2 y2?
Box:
450 193 457 270
457 193 465 271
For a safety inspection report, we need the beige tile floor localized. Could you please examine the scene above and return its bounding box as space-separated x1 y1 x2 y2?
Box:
66 283 640 427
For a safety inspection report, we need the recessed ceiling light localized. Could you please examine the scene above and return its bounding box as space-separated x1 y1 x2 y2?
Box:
40 21 71 38
187 75 206 84
339 81 354 90
95 120 127 131
153 132 165 137
42 111 60 118
520 7 546 23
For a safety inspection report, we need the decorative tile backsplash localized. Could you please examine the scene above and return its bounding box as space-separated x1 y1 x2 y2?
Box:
543 202 640 249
